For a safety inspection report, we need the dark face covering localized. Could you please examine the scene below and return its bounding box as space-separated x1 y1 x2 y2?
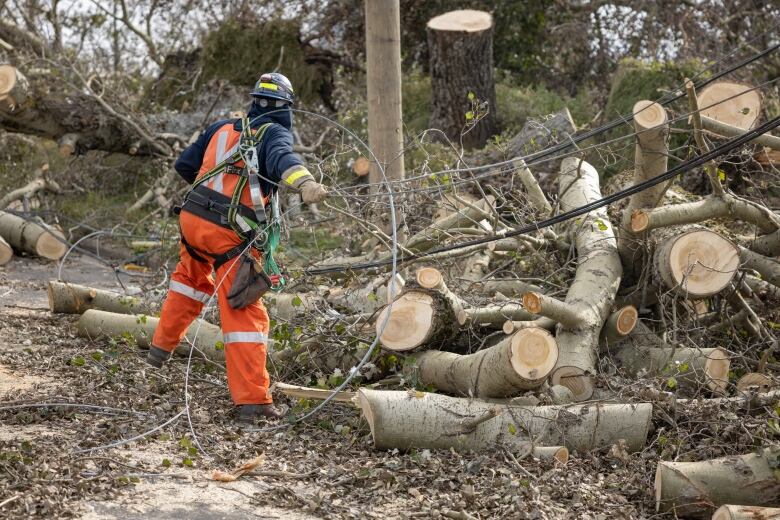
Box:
247 100 293 130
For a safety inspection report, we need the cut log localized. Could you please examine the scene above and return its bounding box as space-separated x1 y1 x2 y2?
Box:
698 81 761 130
264 292 328 321
48 281 147 315
755 148 780 167
503 317 556 335
701 115 780 151
356 389 652 453
0 64 28 107
749 229 780 258
0 234 11 265
739 247 780 289
655 447 780 517
601 305 639 343
619 100 669 280
532 446 569 464
712 505 780 520
352 156 370 177
736 373 774 393
654 228 739 298
427 9 497 148
457 304 535 328
0 211 67 260
415 267 465 316
77 309 225 363
615 344 730 394
377 289 458 352
539 157 623 401
403 327 558 398
58 133 79 156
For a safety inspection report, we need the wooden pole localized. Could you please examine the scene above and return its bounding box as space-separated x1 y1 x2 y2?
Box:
365 0 405 191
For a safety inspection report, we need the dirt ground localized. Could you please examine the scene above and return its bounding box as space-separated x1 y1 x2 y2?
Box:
0 253 776 519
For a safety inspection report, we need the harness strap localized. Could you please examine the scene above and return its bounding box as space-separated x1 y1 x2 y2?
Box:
181 184 264 230
181 230 255 272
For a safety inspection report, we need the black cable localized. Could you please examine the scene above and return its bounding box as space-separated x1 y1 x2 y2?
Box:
304 115 780 275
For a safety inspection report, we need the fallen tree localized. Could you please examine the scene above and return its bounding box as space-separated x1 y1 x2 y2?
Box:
655 447 780 517
356 389 652 453
712 505 780 520
48 281 148 315
0 211 67 260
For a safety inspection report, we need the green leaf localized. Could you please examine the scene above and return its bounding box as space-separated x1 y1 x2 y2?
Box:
214 341 224 351
465 111 474 121
136 314 148 325
717 169 727 181
291 295 302 307
666 377 677 389
182 457 194 467
178 437 192 449
678 362 689 373
187 446 198 456
161 458 171 468
70 356 85 367
467 91 475 101
595 219 608 231
367 292 378 302
91 352 103 362
507 423 517 435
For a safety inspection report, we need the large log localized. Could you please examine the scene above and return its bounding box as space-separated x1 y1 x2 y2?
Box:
47 281 147 315
0 64 28 108
403 327 558 398
427 10 497 148
712 505 780 520
0 211 67 260
527 157 622 401
619 100 669 281
698 81 761 130
0 235 11 265
77 309 225 363
376 288 458 352
655 447 780 517
356 389 652 453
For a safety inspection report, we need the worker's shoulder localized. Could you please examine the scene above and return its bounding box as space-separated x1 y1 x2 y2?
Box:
257 122 293 145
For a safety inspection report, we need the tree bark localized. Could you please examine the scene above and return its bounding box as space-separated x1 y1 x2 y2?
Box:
0 234 11 265
403 327 558 398
77 309 225 363
427 10 497 148
619 100 669 281
0 211 67 260
712 505 780 520
48 281 148 315
457 303 535 328
739 247 780 289
356 389 652 453
701 115 780 150
534 157 623 401
655 447 780 517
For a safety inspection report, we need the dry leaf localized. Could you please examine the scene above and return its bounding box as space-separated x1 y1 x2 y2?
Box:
211 455 264 482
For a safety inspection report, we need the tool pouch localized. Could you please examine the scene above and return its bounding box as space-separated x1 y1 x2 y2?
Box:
227 254 272 309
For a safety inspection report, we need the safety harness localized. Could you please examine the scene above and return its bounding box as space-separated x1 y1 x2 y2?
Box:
176 118 286 291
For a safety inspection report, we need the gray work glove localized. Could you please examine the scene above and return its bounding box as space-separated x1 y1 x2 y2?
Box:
300 179 328 203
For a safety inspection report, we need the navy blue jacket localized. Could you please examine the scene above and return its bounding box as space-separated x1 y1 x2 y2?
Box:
174 103 304 196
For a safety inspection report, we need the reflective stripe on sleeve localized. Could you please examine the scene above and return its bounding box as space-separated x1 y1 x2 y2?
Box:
223 331 268 344
284 169 311 186
169 280 212 304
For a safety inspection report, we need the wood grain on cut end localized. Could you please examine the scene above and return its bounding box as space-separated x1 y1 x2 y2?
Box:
551 366 594 401
0 236 11 265
376 291 435 352
416 267 442 289
35 227 67 260
426 9 492 32
657 229 739 298
0 64 17 99
630 210 650 232
698 81 761 130
522 292 542 314
704 347 730 393
509 327 558 382
736 372 773 393
352 156 370 177
633 100 667 131
712 505 780 520
615 306 638 336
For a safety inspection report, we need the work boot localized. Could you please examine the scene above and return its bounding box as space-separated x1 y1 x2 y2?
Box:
145 346 172 368
237 404 287 425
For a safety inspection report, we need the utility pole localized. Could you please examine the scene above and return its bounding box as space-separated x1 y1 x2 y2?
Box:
365 0 405 192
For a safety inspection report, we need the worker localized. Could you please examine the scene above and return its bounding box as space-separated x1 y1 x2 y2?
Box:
145 73 328 424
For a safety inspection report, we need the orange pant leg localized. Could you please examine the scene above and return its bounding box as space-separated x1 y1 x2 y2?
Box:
151 242 215 352
214 254 273 405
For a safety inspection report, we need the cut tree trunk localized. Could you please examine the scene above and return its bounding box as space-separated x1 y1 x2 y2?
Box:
427 10 497 148
655 447 780 517
712 505 780 520
601 305 639 344
0 64 28 107
532 446 569 464
736 373 774 393
458 303 535 328
0 234 11 265
750 229 780 257
403 327 558 398
48 281 147 315
698 81 761 130
530 157 623 401
0 211 67 260
619 100 669 281
77 309 225 363
739 247 780 289
653 227 739 298
356 389 652 453
376 288 458 352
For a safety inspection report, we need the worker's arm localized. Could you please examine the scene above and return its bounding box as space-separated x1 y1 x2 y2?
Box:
262 125 328 203
174 121 225 184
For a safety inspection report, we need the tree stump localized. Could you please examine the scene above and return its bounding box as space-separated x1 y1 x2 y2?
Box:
427 10 497 148
698 81 761 130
